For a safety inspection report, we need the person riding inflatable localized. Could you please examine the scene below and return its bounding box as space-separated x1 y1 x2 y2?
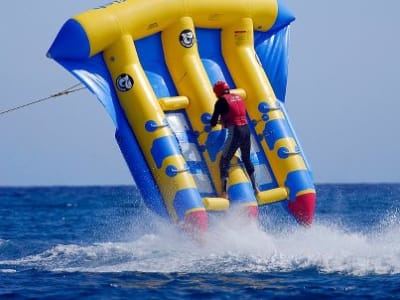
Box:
210 81 259 198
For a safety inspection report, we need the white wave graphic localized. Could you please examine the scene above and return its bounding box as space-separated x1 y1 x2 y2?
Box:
1 211 399 276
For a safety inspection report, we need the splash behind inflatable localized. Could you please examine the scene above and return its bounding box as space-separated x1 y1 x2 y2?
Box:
48 0 316 232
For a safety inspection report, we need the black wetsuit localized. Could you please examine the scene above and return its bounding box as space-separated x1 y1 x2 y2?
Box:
210 95 255 191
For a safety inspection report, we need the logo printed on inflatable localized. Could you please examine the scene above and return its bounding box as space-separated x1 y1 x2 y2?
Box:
96 0 127 9
116 74 134 92
179 29 194 48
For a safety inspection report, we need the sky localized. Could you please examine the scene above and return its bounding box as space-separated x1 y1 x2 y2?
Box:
1 1 399 186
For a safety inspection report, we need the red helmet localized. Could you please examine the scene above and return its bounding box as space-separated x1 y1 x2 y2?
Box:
213 81 230 97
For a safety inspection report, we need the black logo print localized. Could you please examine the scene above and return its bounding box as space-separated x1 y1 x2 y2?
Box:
179 29 194 48
116 74 134 92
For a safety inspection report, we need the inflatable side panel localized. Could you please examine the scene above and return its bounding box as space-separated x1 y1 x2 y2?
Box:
220 17 315 224
102 35 206 226
56 57 169 218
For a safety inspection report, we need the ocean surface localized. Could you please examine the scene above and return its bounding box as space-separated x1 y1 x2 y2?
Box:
0 184 399 299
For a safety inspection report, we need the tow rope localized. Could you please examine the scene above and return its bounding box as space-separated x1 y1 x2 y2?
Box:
0 83 86 116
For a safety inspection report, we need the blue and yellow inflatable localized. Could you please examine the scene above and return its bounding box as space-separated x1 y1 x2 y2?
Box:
48 0 316 232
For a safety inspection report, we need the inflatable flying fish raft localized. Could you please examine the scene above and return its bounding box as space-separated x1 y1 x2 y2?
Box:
48 0 316 232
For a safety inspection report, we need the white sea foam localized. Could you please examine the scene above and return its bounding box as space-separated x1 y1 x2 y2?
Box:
1 211 399 276
0 269 16 273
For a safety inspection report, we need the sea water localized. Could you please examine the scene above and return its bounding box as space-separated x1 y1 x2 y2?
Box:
0 184 399 299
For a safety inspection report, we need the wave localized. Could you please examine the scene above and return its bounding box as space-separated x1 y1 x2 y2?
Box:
1 210 399 276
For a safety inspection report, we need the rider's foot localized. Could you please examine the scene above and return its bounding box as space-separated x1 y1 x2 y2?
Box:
254 186 260 195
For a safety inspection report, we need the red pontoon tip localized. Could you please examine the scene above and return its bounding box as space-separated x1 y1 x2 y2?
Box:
288 192 316 226
183 210 208 233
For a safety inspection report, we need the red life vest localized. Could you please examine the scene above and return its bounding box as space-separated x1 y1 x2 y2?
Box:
221 93 247 127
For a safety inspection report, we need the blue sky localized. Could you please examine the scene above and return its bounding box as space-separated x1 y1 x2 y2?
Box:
1 1 399 186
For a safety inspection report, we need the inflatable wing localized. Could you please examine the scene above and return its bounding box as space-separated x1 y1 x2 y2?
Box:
48 0 316 232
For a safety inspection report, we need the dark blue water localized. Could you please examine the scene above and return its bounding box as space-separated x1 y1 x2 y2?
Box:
1 184 399 299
